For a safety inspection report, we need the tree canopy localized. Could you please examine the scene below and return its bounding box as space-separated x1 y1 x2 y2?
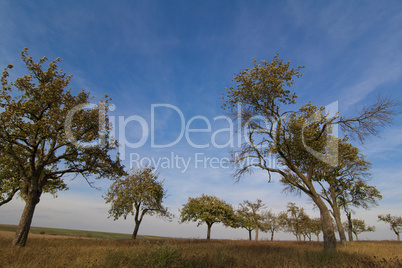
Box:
235 199 265 240
180 194 235 239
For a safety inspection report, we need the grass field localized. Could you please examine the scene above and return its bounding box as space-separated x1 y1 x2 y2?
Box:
0 224 161 240
1 225 401 267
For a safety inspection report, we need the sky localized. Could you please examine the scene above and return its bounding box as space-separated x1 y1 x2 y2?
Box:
1 0 402 241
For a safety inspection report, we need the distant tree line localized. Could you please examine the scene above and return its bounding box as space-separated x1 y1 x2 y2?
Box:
178 196 378 242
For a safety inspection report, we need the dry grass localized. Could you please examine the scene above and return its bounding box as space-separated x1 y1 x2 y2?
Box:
0 224 147 240
0 231 401 267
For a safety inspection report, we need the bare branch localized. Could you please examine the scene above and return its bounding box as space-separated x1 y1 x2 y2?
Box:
338 96 401 143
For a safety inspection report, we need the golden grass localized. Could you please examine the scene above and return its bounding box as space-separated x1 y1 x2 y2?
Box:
0 224 154 240
0 230 401 267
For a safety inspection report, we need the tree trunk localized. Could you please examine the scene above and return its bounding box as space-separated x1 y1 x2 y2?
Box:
354 233 358 241
13 192 41 247
314 196 337 251
316 234 320 241
255 226 259 241
396 232 400 241
132 220 140 239
206 222 213 240
248 229 252 241
270 230 274 241
332 204 347 244
329 185 346 244
346 212 353 241
132 206 145 240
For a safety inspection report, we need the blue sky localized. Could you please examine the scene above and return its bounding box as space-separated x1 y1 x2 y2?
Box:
1 0 402 240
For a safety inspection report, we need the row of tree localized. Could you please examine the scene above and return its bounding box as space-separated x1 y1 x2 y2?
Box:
178 194 398 242
101 163 400 242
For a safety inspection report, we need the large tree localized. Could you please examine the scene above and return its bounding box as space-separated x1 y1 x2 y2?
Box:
235 199 265 241
180 194 235 240
222 55 399 251
104 166 170 239
378 214 402 241
0 49 124 246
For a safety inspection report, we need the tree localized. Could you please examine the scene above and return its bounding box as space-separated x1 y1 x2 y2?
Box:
103 166 170 239
235 199 265 240
260 210 281 241
378 214 402 241
235 204 255 241
278 202 310 241
180 194 235 240
309 218 322 241
0 49 124 247
300 216 314 241
343 219 375 241
222 55 399 251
